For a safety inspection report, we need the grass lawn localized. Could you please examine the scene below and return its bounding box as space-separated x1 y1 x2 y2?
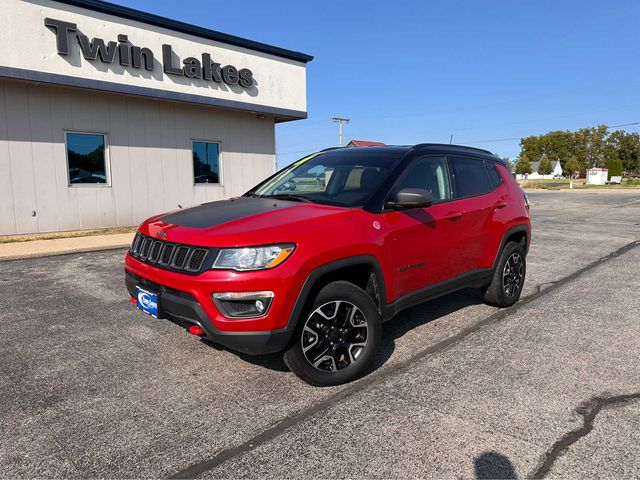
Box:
0 226 137 244
519 178 640 190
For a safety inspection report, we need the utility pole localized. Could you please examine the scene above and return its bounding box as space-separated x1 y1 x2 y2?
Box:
332 117 350 146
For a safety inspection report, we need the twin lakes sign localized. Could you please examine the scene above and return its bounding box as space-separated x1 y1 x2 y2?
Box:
44 18 255 89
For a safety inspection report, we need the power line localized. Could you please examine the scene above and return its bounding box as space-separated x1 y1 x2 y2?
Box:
608 122 640 129
277 121 640 156
459 121 640 146
463 137 522 145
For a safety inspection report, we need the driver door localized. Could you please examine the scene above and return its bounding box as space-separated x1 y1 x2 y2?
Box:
381 156 468 300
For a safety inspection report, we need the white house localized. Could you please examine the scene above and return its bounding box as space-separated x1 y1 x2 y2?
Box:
515 160 563 180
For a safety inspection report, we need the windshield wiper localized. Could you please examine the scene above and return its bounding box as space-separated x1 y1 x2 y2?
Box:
243 192 261 197
264 194 315 203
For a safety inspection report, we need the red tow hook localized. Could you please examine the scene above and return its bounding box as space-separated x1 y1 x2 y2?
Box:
188 325 205 336
130 296 137 304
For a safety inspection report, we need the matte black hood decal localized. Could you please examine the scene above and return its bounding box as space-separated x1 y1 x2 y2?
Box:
160 197 297 228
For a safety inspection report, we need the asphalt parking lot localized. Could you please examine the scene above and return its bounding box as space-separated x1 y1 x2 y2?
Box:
1 190 639 479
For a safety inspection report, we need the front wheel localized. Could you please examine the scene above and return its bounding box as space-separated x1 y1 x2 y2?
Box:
483 241 526 308
283 281 381 386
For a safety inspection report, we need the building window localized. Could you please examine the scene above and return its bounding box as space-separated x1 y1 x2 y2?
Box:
66 132 109 185
192 141 220 184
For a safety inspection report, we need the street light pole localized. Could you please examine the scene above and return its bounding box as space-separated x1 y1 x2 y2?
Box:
332 117 350 146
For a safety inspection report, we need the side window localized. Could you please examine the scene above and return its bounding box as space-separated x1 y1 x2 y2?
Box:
192 141 220 184
449 157 492 198
485 161 504 188
395 156 451 201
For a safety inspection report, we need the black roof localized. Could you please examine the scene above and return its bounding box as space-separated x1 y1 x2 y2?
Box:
54 0 314 64
319 144 499 159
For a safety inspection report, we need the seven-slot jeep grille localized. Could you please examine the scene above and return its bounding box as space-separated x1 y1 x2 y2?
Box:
129 233 214 274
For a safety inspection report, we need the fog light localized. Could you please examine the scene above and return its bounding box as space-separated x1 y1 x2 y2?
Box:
212 291 274 319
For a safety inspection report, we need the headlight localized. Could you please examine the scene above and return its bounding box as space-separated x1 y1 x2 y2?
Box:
212 244 295 271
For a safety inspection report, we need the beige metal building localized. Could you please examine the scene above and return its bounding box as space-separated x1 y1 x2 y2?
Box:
0 0 311 235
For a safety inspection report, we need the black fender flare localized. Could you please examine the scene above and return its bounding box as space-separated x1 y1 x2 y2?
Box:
286 255 388 334
492 225 530 270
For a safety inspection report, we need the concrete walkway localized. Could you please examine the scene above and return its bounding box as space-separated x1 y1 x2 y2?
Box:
0 232 134 260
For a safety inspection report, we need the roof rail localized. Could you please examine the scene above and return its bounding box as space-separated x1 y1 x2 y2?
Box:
410 143 497 157
316 146 345 153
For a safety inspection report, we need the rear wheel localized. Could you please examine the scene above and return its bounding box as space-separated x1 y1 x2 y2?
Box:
484 241 526 307
283 281 381 386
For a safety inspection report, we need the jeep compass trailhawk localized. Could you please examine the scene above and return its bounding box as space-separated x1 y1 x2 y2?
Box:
125 144 530 386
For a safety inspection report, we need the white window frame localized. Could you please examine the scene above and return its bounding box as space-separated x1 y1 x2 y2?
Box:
191 139 223 187
64 131 111 188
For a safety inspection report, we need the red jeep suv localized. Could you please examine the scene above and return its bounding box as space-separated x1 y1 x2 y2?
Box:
125 144 530 385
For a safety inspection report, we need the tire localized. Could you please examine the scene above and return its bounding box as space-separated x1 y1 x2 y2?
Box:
283 281 381 386
483 241 526 308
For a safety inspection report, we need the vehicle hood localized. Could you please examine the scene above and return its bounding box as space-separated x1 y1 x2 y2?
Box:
141 197 353 247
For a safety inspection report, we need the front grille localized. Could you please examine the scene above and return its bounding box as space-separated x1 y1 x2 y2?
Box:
129 233 215 274
189 249 207 270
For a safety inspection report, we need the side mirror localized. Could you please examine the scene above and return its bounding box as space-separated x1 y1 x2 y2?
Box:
387 188 434 209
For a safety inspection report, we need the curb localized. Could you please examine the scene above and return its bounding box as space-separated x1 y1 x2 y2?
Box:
0 243 131 261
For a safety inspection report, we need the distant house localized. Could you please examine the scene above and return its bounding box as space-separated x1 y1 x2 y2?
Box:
514 160 563 180
346 140 385 147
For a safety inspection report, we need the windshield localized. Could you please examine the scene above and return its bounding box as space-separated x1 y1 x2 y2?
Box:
247 149 402 207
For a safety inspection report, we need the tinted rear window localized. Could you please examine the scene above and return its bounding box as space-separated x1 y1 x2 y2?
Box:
450 157 492 198
485 161 504 188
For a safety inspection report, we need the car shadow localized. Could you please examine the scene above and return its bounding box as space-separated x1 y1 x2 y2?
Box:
217 287 485 375
367 287 484 375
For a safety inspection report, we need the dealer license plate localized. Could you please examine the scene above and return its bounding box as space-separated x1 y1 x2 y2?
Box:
136 286 159 318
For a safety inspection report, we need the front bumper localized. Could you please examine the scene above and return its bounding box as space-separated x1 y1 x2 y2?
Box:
125 271 295 355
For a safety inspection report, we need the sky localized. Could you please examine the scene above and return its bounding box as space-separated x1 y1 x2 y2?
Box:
116 0 639 167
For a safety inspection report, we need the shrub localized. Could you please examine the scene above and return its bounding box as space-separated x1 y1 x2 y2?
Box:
538 155 553 175
515 156 532 175
607 159 623 179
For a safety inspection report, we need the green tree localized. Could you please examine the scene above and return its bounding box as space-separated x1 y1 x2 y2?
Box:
574 125 608 168
515 155 532 175
565 156 581 178
502 156 512 169
607 159 623 179
520 130 577 169
605 130 640 173
519 123 640 174
538 154 553 175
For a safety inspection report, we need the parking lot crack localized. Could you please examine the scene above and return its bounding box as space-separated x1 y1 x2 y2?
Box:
168 239 640 479
528 392 640 479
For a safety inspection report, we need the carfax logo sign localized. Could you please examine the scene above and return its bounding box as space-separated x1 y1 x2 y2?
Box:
44 18 255 89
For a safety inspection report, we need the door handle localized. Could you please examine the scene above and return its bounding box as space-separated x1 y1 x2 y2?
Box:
444 210 463 220
494 200 508 209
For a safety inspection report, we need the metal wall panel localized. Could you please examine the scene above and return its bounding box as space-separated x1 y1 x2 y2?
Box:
0 80 277 235
0 80 17 235
3 82 39 233
27 86 60 232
